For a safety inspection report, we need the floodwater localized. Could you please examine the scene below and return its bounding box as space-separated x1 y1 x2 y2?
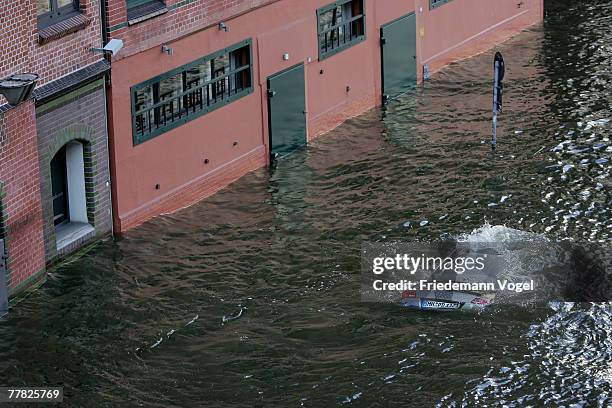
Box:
1 1 611 406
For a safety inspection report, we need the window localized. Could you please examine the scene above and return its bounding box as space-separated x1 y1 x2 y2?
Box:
126 0 166 21
430 0 452 9
317 0 365 60
50 147 69 226
131 40 253 144
126 0 155 7
37 0 80 28
50 146 69 226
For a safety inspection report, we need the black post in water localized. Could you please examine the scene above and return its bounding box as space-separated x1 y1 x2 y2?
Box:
492 52 505 150
0 239 8 315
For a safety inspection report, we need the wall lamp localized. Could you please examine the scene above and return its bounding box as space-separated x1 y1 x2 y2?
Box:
219 22 230 32
0 73 38 106
161 44 173 55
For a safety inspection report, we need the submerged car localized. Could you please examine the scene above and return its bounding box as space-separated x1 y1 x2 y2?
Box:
399 290 495 311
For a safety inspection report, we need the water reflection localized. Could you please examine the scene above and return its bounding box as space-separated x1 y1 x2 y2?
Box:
0 0 610 406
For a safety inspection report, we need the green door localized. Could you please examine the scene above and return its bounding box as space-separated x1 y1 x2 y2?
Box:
381 13 417 102
267 63 307 159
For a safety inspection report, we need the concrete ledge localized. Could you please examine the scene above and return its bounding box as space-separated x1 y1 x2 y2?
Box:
127 1 168 26
38 13 91 45
33 62 109 106
55 222 95 254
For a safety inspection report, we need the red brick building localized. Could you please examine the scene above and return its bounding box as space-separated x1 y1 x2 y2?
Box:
1 0 544 302
103 0 543 232
0 0 113 300
0 102 44 296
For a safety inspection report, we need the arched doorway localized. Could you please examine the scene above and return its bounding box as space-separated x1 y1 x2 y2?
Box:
50 141 94 250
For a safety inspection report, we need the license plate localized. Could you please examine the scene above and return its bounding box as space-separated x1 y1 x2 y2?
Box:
420 299 463 310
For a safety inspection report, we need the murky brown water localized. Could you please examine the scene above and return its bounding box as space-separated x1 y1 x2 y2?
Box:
1 1 610 406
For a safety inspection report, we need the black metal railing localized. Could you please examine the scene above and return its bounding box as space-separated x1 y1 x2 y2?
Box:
134 65 251 140
319 14 364 57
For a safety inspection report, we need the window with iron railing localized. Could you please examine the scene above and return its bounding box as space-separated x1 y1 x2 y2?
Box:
317 0 365 60
430 0 452 9
131 40 253 144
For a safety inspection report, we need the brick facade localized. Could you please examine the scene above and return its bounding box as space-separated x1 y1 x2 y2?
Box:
0 0 109 297
0 102 46 294
35 81 112 261
0 0 104 96
0 0 543 298
105 0 281 60
106 0 543 232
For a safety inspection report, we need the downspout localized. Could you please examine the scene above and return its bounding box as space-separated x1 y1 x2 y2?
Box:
100 0 108 44
99 0 115 237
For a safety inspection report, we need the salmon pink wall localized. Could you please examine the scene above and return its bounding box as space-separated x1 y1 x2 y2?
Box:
415 0 544 78
109 0 542 232
307 0 415 137
110 0 415 231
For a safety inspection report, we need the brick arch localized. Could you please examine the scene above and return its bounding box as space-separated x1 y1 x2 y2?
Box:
47 123 97 159
39 124 99 260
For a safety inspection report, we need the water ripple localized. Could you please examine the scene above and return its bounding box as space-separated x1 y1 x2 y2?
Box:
0 1 610 406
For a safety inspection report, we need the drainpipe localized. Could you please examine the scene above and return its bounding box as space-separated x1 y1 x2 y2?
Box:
99 0 115 238
0 238 8 315
100 0 108 44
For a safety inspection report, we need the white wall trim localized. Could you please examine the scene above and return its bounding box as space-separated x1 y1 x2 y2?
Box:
65 141 88 224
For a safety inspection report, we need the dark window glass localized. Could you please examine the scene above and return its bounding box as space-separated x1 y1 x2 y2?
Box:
134 87 155 136
131 41 253 144
125 0 166 21
38 0 79 28
126 0 158 9
430 0 452 9
185 63 211 89
37 0 51 15
50 146 69 226
231 46 251 91
211 53 229 100
317 0 365 60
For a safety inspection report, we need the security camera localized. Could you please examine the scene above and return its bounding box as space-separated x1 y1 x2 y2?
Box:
91 39 124 57
103 39 124 56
